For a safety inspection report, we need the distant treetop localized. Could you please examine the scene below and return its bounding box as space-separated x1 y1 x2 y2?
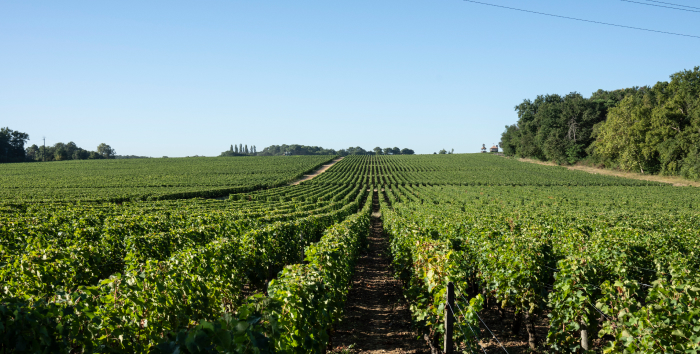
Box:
0 126 116 163
220 144 416 156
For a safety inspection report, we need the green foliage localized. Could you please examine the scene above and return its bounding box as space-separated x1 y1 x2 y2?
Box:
681 147 700 179
0 127 30 163
220 144 257 157
311 154 663 187
154 301 278 354
1 154 697 353
96 143 116 159
501 90 636 163
253 145 415 156
596 265 700 353
594 67 700 177
503 66 700 176
159 192 373 354
379 178 698 351
0 164 371 353
24 141 112 162
0 155 336 202
383 207 484 350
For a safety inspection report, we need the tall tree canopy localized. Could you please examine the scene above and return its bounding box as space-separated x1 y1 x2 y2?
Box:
25 141 115 162
592 67 700 176
500 67 700 178
500 89 641 164
0 127 29 163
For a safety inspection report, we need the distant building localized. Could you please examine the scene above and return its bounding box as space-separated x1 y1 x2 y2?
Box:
481 144 487 153
490 145 499 153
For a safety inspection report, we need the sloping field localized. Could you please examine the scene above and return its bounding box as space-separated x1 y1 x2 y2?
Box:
0 155 335 202
1 154 697 353
518 157 700 187
311 153 665 186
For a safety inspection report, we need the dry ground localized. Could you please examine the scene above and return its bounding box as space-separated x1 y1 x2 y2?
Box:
289 157 344 185
475 300 550 353
330 191 429 354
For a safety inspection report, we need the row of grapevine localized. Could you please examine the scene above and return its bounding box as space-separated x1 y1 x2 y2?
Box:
1 174 373 352
310 155 665 187
382 184 699 352
0 183 363 261
1 194 374 353
0 155 337 202
2 187 366 297
2 153 696 353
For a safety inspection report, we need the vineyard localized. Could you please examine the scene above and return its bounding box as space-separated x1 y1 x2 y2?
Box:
309 154 662 187
1 154 698 353
0 155 335 202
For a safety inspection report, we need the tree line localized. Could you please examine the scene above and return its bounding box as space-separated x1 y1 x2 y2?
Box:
437 148 454 154
219 144 258 157
500 67 700 179
26 142 116 161
220 144 415 157
0 127 29 163
0 127 116 162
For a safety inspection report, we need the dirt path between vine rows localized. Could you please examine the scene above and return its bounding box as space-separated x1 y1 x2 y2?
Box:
289 157 343 186
330 190 429 354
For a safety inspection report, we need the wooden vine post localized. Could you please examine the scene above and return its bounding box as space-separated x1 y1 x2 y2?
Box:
444 281 454 354
300 232 305 262
581 321 590 351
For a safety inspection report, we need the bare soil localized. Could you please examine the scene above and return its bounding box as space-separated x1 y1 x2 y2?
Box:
519 157 700 187
474 300 551 353
330 190 429 354
476 298 612 353
289 157 344 186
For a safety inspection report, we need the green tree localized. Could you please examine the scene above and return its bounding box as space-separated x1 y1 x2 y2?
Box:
500 124 520 156
97 143 116 159
72 149 89 160
54 144 68 161
346 146 367 155
592 94 655 173
503 89 640 164
64 142 78 158
591 67 700 175
25 144 40 161
374 147 383 155
0 127 29 162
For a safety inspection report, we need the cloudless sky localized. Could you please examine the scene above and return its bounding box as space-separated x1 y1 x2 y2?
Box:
2 0 698 156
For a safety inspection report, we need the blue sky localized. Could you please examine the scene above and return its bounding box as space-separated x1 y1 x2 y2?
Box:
2 0 698 156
